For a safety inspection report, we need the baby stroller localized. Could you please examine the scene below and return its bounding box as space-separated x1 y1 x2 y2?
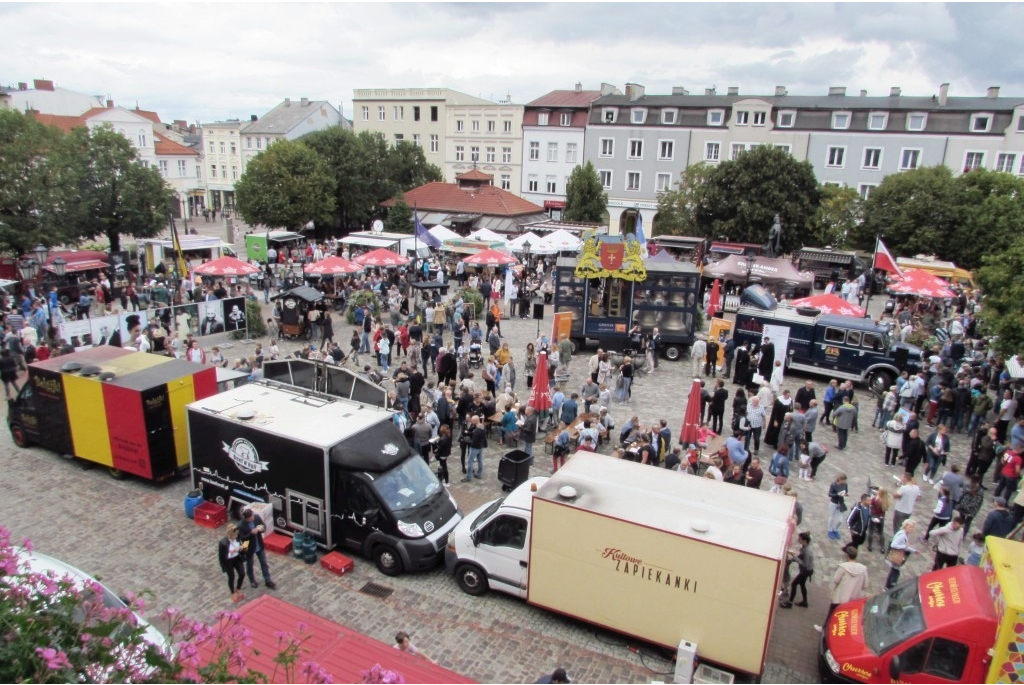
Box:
468 343 484 369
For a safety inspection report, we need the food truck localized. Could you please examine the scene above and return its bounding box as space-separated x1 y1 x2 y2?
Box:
138 236 236 275
553 234 700 360
445 452 794 679
819 536 1024 684
795 247 865 289
244 230 305 262
188 380 462 576
896 256 975 289
7 347 217 481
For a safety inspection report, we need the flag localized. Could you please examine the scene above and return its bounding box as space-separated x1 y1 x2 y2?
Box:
873 238 903 278
634 214 647 254
414 210 441 249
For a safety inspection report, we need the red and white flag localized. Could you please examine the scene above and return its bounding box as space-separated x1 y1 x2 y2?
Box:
873 238 903 278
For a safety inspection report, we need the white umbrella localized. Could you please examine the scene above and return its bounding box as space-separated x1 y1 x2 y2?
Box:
536 228 581 252
468 227 508 243
507 231 542 253
428 225 460 242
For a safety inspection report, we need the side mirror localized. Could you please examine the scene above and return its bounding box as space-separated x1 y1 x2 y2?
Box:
889 655 902 680
361 506 380 521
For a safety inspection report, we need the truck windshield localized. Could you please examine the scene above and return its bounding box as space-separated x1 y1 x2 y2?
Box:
470 497 507 531
371 457 441 514
862 580 926 654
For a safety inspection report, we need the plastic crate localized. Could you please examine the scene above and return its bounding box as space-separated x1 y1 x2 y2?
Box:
193 502 227 529
319 551 355 576
263 532 292 555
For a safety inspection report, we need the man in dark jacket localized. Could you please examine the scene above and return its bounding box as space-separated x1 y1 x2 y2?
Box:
709 380 728 434
757 338 775 379
794 380 816 415
520 406 539 464
705 338 720 377
238 508 277 590
902 428 927 476
847 493 872 547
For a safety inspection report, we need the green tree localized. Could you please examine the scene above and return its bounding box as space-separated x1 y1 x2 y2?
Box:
384 196 413 233
810 184 862 249
384 140 443 195
235 139 335 231
856 166 960 256
655 163 716 237
0 110 67 254
301 127 372 233
950 169 1024 271
562 161 607 223
976 232 1024 356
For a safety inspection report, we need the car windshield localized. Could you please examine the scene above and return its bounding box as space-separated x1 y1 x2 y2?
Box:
471 497 507 531
862 580 926 654
371 457 441 514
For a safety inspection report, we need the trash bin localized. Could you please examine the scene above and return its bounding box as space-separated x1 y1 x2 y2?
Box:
498 449 532 492
184 489 204 520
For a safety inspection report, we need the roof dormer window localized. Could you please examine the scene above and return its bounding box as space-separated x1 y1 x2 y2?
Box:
707 109 725 126
602 108 618 124
661 109 677 125
831 111 851 130
970 113 993 133
631 108 647 125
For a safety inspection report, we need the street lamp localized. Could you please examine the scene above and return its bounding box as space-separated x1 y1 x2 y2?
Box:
33 243 49 266
17 258 39 282
51 257 67 278
522 239 532 267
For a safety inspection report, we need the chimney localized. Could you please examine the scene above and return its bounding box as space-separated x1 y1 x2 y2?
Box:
600 82 619 96
987 86 1000 98
574 82 582 93
775 85 787 96
938 83 949 106
106 99 114 108
828 86 846 96
18 82 27 90
173 119 187 130
33 79 55 91
301 97 309 107
889 87 901 97
671 87 689 96
250 114 257 122
284 98 291 107
624 83 645 101
860 89 867 97
705 87 716 96
727 86 739 96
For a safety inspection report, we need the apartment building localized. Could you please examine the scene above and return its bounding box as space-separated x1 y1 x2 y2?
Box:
584 83 1024 235
201 121 243 212
239 97 345 170
1 78 104 115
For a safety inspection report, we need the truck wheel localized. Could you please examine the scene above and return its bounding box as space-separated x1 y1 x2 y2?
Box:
107 467 126 480
456 563 489 596
663 345 682 362
372 544 404 577
11 426 29 448
570 338 582 355
867 370 893 396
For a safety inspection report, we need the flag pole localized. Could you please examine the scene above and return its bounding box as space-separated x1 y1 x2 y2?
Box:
864 234 879 319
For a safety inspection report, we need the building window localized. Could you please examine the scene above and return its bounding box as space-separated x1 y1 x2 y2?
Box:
964 151 985 170
625 171 641 191
560 113 572 126
431 106 439 122
413 106 421 121
430 134 439 153
705 142 721 161
775 144 792 154
628 139 643 159
970 113 993 133
210 164 217 178
658 140 674 161
486 146 495 162
138 132 147 147
546 176 557 193
538 112 549 126
256 138 262 150
456 119 464 132
656 172 672 192
413 134 421 147
566 142 578 163
900 148 921 170
631 108 647 124
859 184 877 200
730 143 747 160
707 110 725 126
472 120 480 132
502 147 512 163
265 137 271 149
378 106 386 121
177 159 187 175
777 111 796 128
528 175 539 192
456 146 465 162
230 142 236 154
1018 116 1024 132
599 138 614 157
470 146 479 161
158 160 168 176
599 170 612 189
393 106 403 121
735 111 749 125
996 153 1016 173
831 112 851 130
602 108 617 124
221 167 227 178
547 142 558 162
661 109 677 125
500 174 511 190
529 141 540 160
246 136 252 149
219 142 225 154
504 120 512 133
753 111 766 126
232 165 238 179
868 112 888 130
395 134 404 143
361 106 369 121
487 120 495 132
208 141 215 153
907 112 927 131
862 148 882 169
827 146 846 168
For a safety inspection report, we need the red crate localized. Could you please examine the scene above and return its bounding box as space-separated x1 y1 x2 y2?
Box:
320 551 355 576
193 502 227 529
264 532 292 555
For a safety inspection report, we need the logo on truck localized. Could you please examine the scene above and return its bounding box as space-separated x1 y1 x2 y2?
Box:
381 443 399 456
223 438 269 474
601 547 698 593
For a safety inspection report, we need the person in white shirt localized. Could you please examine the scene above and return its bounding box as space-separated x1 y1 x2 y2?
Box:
891 472 921 540
690 337 707 379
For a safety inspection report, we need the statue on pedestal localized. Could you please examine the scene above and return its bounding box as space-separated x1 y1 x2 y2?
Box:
765 214 783 258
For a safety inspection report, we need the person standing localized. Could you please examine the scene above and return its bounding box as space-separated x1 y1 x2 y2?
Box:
462 416 486 481
732 342 750 386
891 472 921 540
827 474 849 540
866 488 892 553
902 428 927 476
557 334 573 374
709 379 728 434
846 493 872 548
996 390 1017 443
691 336 707 379
520 406 538 465
217 524 247 603
722 336 735 378
885 520 917 589
929 515 965 571
619 356 634 404
956 477 984 534
745 397 766 454
238 508 277 590
821 379 839 426
705 337 720 377
827 545 868 619
434 425 452 485
779 532 813 609
831 396 857 450
757 337 775 380
982 496 1015 539
883 414 906 466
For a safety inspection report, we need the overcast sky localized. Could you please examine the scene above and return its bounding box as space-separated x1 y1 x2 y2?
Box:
3 3 1023 125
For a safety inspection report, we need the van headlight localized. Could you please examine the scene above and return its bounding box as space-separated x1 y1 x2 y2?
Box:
397 520 424 538
823 648 840 674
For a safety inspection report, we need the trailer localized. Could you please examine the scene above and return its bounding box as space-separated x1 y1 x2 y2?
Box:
138 236 236 275
244 231 305 263
795 247 865 289
7 347 218 481
188 380 462 576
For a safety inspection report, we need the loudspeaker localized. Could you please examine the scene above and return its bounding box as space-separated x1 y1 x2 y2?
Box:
532 303 545 320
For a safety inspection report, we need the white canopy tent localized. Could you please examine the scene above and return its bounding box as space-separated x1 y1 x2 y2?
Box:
506 231 554 254
428 225 461 242
468 227 508 244
536 228 581 253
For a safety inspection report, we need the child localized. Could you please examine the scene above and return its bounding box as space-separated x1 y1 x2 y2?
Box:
798 446 812 481
965 533 985 566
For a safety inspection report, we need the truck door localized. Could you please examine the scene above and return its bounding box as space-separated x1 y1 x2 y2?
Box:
885 636 972 683
334 475 381 552
474 514 529 596
818 326 864 376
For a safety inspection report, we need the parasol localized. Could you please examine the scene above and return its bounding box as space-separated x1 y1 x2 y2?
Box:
462 249 518 267
353 248 410 267
789 293 866 317
887 269 955 299
303 255 364 276
707 279 722 318
193 256 261 277
529 351 553 415
679 378 704 447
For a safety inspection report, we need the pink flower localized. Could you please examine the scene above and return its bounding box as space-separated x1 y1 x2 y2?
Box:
35 647 71 671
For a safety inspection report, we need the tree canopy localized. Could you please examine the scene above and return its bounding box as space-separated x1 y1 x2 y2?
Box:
976 232 1024 356
384 196 413 233
562 161 607 223
811 184 862 249
234 139 335 231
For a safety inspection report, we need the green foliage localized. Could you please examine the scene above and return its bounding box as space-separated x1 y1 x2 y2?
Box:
231 299 267 339
384 141 443 193
976 232 1024 357
655 164 715 237
457 287 484 320
811 184 862 249
856 166 959 256
0 110 66 255
235 139 335 231
384 196 413 233
562 162 607 223
346 289 380 324
949 169 1024 271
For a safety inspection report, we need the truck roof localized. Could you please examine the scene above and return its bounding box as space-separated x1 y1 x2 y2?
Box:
32 346 208 390
555 256 699 275
534 453 793 560
737 305 887 333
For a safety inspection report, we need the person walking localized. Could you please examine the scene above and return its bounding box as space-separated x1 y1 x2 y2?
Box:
690 336 707 379
779 532 813 609
238 508 277 590
827 545 868 619
866 487 892 553
827 473 850 540
846 493 872 548
929 514 965 571
956 477 984 534
923 425 950 484
885 520 917 589
883 414 906 466
902 428 927 476
217 523 247 603
434 424 452 485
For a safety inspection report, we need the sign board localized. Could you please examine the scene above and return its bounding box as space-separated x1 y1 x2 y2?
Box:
552 311 574 345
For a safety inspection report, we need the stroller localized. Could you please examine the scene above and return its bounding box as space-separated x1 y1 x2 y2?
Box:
468 343 484 369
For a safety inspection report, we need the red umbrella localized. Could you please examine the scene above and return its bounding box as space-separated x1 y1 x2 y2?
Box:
462 249 518 267
193 256 261 277
303 255 363 276
888 269 955 299
353 248 410 267
789 293 866 317
679 379 704 447
707 279 722 317
529 351 553 414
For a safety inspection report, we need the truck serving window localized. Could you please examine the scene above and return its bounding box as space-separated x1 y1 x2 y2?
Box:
371 457 441 514
824 328 846 344
862 581 925 653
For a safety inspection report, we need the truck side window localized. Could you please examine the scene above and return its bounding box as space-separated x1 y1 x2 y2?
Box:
479 515 528 550
862 333 882 350
846 330 862 346
897 638 968 681
824 328 846 344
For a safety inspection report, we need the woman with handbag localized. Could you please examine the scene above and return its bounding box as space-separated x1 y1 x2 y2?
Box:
885 519 917 589
217 524 247 603
866 488 892 553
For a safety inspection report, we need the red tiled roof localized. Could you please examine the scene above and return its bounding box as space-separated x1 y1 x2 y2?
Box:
154 132 198 156
455 168 493 182
29 112 86 133
78 106 161 125
383 182 544 217
523 110 589 127
526 89 602 108
132 107 162 124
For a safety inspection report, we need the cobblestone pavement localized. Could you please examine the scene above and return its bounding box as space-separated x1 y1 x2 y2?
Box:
1 232 998 682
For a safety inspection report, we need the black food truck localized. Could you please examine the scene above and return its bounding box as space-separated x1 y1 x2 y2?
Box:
794 247 865 289
188 380 462 576
554 234 700 361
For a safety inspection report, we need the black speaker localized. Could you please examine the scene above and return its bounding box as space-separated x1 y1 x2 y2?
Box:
533 303 545 320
